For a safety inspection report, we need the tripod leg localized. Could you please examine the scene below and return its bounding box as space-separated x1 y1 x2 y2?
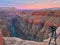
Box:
56 33 60 39
48 33 53 45
54 31 57 45
48 37 52 45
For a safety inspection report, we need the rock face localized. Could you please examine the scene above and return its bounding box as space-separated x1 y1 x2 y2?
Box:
0 7 60 42
3 36 60 45
3 37 47 45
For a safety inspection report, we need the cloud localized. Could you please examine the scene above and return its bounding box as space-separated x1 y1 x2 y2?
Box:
53 0 60 3
50 0 60 6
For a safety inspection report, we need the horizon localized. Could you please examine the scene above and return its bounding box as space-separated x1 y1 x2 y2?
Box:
0 7 60 10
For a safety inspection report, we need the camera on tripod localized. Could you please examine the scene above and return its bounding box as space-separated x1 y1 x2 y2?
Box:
50 25 57 32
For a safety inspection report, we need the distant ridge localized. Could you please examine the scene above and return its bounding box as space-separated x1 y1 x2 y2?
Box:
44 7 60 10
0 7 60 11
0 7 17 10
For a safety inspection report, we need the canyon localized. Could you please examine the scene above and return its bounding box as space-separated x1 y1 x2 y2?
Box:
0 7 60 45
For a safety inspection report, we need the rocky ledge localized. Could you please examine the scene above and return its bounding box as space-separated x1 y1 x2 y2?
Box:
3 36 60 45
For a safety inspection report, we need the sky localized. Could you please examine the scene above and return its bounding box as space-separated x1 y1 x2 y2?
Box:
0 0 60 9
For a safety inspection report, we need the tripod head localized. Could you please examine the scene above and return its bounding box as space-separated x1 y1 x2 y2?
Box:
50 25 57 32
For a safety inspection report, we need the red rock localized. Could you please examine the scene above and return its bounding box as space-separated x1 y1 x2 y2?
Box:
0 35 4 45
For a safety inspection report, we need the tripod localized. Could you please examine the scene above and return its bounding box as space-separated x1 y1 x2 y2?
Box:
48 30 57 45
